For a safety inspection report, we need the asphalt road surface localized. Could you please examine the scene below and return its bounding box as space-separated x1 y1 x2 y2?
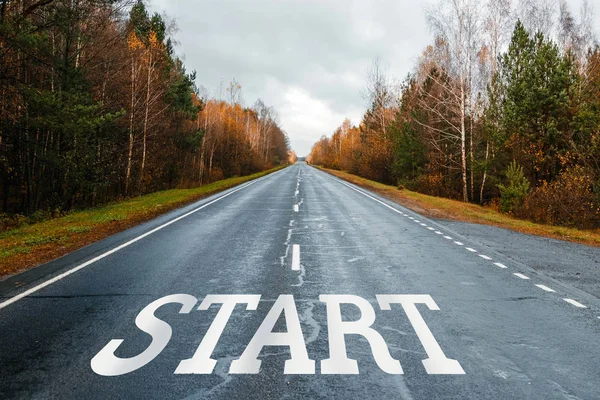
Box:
1 163 599 399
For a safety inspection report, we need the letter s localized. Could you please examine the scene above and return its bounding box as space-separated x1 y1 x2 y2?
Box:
91 294 197 376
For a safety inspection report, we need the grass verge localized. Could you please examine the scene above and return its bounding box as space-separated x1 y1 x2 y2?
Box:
318 167 600 248
0 166 286 278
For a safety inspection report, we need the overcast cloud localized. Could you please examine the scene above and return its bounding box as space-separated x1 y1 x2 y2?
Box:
148 0 598 156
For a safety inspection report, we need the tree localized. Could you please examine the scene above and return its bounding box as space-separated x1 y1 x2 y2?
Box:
0 1 289 217
307 0 600 229
359 58 396 183
500 20 574 183
518 0 556 38
426 0 483 201
478 0 514 203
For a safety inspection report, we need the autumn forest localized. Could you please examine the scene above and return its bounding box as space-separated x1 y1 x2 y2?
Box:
309 0 600 228
0 0 292 221
2 0 600 231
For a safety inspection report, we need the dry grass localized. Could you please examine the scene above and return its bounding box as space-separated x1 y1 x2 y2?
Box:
0 167 285 278
319 167 600 247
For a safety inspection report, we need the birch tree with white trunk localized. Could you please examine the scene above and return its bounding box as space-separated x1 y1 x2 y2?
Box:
425 0 483 201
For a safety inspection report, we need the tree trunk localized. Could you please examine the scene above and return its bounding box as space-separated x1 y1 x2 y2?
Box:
140 49 152 187
469 115 474 201
125 57 135 194
459 72 468 202
198 140 206 185
208 141 216 182
479 141 489 204
457 8 468 202
0 0 8 23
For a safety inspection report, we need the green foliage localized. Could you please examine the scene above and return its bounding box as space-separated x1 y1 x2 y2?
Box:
498 161 531 213
310 11 600 229
389 78 427 187
0 0 257 217
484 73 506 148
150 13 166 42
391 121 426 188
500 20 575 182
168 66 200 118
130 1 151 41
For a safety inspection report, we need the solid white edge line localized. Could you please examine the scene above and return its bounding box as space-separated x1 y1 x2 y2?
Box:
320 172 531 278
513 273 530 280
535 284 556 293
292 244 301 271
328 175 412 219
318 170 600 317
0 169 284 311
563 298 587 308
317 169 597 314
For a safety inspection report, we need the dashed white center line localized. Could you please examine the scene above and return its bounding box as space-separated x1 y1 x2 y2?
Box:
435 231 443 235
293 204 299 212
420 223 427 226
479 255 492 260
291 245 300 271
563 298 587 308
466 247 477 252
513 273 530 280
454 241 464 246
535 284 556 293
444 236 453 240
414 220 420 223
494 262 508 269
409 217 415 220
428 227 435 231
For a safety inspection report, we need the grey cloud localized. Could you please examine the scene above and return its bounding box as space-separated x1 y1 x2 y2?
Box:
150 0 600 155
149 0 433 155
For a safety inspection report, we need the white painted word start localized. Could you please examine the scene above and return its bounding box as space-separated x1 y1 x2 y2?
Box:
91 294 465 376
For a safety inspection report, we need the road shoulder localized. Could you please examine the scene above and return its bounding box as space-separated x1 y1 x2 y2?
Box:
316 166 600 301
0 166 287 282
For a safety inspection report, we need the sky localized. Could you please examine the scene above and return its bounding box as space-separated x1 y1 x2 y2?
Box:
148 0 598 157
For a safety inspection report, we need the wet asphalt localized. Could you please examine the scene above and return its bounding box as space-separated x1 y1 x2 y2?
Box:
1 163 599 400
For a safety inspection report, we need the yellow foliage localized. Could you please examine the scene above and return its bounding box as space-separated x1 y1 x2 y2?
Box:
148 31 159 48
127 31 144 51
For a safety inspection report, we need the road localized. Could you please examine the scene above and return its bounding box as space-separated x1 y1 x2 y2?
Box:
1 163 599 399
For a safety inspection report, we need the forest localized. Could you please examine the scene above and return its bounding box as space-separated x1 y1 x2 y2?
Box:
0 0 291 222
308 0 600 228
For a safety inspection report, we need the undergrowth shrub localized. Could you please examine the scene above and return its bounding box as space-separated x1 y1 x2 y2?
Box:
0 208 65 233
520 166 600 227
416 173 447 197
498 161 530 213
